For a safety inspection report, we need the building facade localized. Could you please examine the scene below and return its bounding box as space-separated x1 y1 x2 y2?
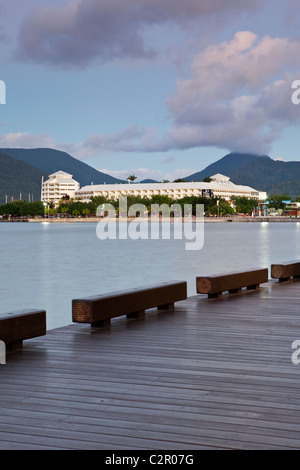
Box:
41 171 80 204
75 174 266 202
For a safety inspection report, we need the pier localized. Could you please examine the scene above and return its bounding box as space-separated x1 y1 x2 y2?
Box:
1 277 300 449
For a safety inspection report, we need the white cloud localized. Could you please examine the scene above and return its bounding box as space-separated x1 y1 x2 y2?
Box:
4 31 300 159
69 32 300 156
164 32 300 154
98 167 195 182
0 131 54 148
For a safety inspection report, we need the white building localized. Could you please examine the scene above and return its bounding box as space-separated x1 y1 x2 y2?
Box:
41 171 80 204
75 174 266 202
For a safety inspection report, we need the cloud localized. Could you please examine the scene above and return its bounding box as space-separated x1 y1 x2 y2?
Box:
15 0 262 67
98 167 195 182
64 125 166 159
161 155 176 164
163 31 300 154
0 131 54 148
68 32 300 157
5 30 300 158
98 167 162 182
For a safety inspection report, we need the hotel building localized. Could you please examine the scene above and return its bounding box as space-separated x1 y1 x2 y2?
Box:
75 174 266 202
41 171 80 204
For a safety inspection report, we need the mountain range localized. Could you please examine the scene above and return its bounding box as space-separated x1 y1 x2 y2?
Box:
185 153 300 197
0 147 300 203
0 147 122 203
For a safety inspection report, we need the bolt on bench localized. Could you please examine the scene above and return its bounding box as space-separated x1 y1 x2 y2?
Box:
0 309 46 351
271 261 300 282
72 281 187 327
196 268 269 299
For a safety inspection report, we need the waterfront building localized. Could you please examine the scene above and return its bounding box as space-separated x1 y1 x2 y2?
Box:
284 201 300 216
41 171 80 204
75 174 267 202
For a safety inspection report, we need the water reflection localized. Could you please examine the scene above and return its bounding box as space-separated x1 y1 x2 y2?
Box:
0 222 299 329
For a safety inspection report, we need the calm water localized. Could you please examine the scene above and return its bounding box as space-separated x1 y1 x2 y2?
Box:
1 221 300 330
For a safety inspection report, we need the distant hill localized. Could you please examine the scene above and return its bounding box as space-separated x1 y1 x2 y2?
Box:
229 157 300 196
1 148 123 187
185 153 300 197
185 153 268 183
2 147 300 204
0 147 125 204
139 179 159 183
0 151 46 203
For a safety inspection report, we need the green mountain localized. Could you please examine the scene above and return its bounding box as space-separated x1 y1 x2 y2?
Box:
139 179 158 183
185 153 300 197
0 147 125 204
229 157 300 196
1 147 123 187
185 153 265 182
0 151 46 203
2 147 300 204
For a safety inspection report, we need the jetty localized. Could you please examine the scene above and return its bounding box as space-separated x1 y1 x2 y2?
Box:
1 272 300 449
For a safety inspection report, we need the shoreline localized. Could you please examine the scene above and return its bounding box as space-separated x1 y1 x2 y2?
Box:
1 216 297 223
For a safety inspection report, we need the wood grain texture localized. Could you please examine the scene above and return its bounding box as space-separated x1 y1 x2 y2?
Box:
271 261 300 281
72 281 187 325
0 309 46 349
1 280 300 449
196 268 268 297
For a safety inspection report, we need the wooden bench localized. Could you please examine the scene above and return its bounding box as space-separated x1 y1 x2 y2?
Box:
271 261 300 282
0 309 46 351
196 268 269 298
72 281 187 327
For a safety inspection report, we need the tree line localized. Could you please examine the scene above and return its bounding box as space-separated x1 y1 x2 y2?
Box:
0 194 296 218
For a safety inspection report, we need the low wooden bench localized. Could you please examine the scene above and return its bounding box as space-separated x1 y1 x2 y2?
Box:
271 261 300 282
72 281 187 327
196 268 268 299
0 309 46 351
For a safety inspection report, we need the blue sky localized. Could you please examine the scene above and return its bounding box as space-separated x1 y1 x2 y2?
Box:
1 0 300 181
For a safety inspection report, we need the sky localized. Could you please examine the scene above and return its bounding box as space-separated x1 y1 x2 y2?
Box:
1 0 300 182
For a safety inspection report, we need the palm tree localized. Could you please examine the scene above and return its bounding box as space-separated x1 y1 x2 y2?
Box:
82 208 90 218
61 206 69 218
127 175 137 184
72 209 80 218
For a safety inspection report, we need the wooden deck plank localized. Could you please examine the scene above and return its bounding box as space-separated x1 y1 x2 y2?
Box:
1 279 300 449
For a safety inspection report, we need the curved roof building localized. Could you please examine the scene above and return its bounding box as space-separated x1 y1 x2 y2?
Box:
75 174 266 202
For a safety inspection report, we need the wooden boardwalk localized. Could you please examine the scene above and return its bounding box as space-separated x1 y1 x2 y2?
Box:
1 279 300 450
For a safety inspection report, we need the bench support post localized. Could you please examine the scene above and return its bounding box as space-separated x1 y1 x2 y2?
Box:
228 288 242 295
246 284 259 290
91 319 111 328
127 310 145 319
6 340 23 352
157 302 174 310
208 293 222 299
